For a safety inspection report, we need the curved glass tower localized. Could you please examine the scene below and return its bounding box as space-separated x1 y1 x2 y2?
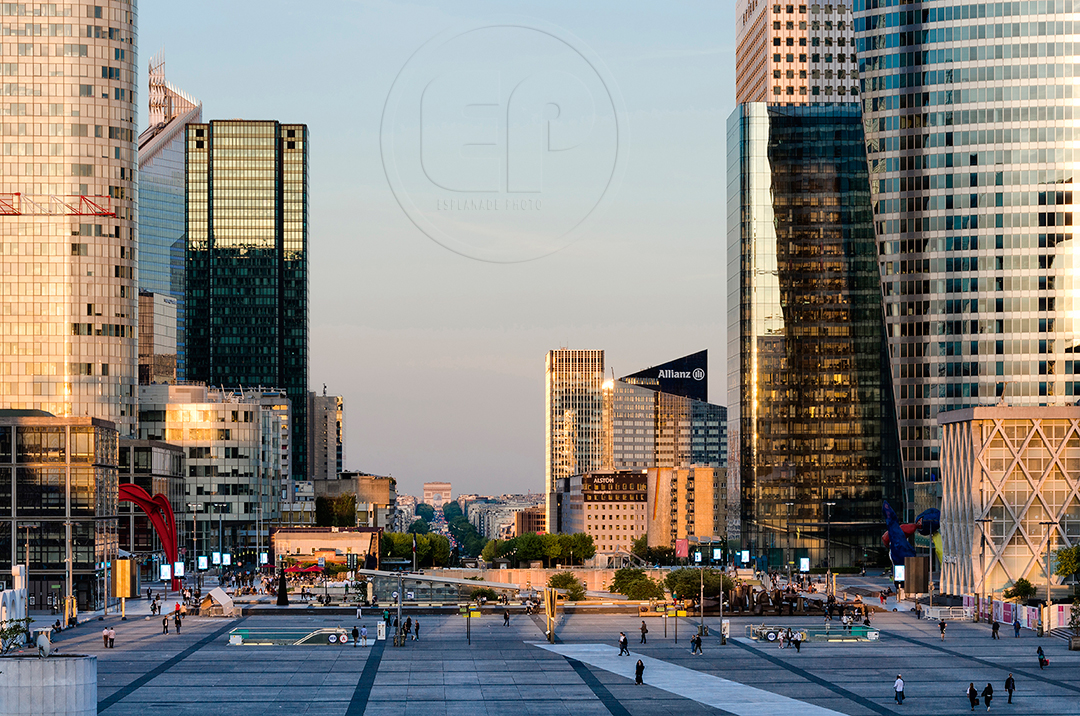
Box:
854 0 1080 515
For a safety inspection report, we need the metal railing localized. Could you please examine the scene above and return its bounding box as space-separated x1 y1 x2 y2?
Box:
745 624 880 642
922 606 972 621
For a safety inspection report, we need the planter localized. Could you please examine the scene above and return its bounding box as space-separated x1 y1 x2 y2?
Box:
1069 635 1080 651
0 654 96 716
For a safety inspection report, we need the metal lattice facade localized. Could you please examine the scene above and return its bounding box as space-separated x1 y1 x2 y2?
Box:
940 406 1080 597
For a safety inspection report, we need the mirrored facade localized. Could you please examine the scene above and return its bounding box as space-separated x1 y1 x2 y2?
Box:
185 120 309 479
727 103 902 568
854 0 1080 520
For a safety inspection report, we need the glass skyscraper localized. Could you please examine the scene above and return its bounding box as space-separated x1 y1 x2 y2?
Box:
853 0 1080 515
185 120 309 479
727 103 902 568
0 1 140 434
137 54 200 380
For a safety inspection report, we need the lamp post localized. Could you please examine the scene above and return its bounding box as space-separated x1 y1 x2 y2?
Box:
824 502 836 596
1039 520 1057 635
212 502 227 574
974 517 992 622
785 502 795 585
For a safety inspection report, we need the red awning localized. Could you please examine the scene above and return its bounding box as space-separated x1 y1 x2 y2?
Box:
303 565 323 573
284 566 304 573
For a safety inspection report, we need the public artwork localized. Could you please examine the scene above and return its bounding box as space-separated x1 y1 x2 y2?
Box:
881 503 943 566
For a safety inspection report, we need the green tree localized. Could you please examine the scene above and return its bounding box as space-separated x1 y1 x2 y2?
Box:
1003 578 1037 602
567 532 596 563
481 538 502 562
631 535 649 559
1055 545 1080 581
407 517 430 534
314 494 356 527
416 503 436 522
541 533 563 567
516 532 545 563
611 567 666 600
429 534 451 567
470 587 498 601
611 568 648 594
443 501 463 521
0 616 31 655
548 571 586 601
664 568 733 601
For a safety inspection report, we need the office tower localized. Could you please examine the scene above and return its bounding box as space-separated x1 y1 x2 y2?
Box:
607 351 728 470
185 120 309 479
137 55 201 380
545 349 606 532
137 384 286 559
307 389 344 481
137 291 177 384
853 1 1080 517
0 3 140 433
727 102 902 568
556 470 647 555
736 0 861 103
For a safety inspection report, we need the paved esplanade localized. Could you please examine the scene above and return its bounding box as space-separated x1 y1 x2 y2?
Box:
51 606 1080 715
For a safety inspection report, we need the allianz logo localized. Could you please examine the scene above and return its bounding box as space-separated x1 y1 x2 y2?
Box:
658 369 705 381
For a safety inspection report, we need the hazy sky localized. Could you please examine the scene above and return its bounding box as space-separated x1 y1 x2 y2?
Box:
140 1 736 498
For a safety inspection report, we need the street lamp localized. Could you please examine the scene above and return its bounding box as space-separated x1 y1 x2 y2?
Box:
212 502 228 572
824 502 837 596
1039 519 1057 634
187 503 202 588
974 517 992 622
784 502 795 585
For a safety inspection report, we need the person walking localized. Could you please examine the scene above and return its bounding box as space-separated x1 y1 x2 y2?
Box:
981 683 993 711
1013 617 1021 638
173 612 182 634
991 620 1000 639
635 659 645 685
102 627 109 647
351 626 359 648
967 683 979 711
108 627 115 648
792 631 802 653
1004 674 1015 704
640 621 648 644
618 632 630 656
504 609 510 626
414 619 420 641
691 633 703 655
938 619 947 641
161 616 169 635
1036 645 1046 669
894 674 905 705
360 625 368 646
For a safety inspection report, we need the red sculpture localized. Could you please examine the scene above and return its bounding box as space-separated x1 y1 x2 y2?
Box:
119 483 180 591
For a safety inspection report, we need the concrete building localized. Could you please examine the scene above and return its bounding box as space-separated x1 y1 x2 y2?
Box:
469 496 544 539
546 350 606 531
315 472 397 530
117 438 184 580
514 507 546 536
137 292 178 385
557 470 648 555
307 389 344 482
0 2 140 433
853 0 1080 507
0 412 119 613
940 406 1080 598
735 0 860 103
423 482 452 510
270 526 379 565
646 467 727 549
137 384 286 557
137 55 201 380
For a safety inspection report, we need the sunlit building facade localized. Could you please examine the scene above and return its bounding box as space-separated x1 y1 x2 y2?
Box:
854 0 1080 518
185 120 309 479
727 102 902 568
0 2 140 434
307 390 344 482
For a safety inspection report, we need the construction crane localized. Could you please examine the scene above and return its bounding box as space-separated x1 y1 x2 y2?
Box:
0 193 115 217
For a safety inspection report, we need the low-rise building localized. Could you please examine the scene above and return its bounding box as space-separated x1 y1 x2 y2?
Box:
939 406 1080 597
557 469 648 554
270 526 380 565
514 507 546 536
314 472 397 529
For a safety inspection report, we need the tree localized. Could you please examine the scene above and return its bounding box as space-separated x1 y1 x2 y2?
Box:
548 571 586 601
481 538 502 563
429 534 451 567
443 501 463 521
1055 545 1080 582
407 518 430 534
315 494 356 527
611 568 648 595
470 587 498 601
0 616 31 655
541 533 563 567
611 568 666 600
515 532 545 563
416 503 436 522
631 535 648 559
1003 578 1037 602
566 532 596 563
664 568 734 601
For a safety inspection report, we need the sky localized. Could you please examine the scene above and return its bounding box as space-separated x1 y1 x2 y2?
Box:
139 1 737 498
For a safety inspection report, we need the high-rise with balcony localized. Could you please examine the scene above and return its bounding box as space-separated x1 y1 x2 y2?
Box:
0 2 139 434
853 0 1080 516
545 349 605 532
137 54 200 380
736 0 861 103
185 120 309 479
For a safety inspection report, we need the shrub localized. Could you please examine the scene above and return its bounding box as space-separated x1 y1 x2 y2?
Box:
548 571 586 601
470 587 498 602
1003 578 1037 602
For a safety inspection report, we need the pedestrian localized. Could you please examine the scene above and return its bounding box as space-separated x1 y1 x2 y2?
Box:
356 606 362 619
618 632 629 656
504 610 510 626
982 683 993 711
939 619 947 641
1004 674 1015 704
414 619 420 641
102 627 109 647
991 620 1000 639
108 627 115 648
640 620 648 644
635 659 645 685
1036 645 1046 669
161 616 169 635
894 674 905 705
174 613 182 634
361 625 368 646
793 631 802 653
967 683 979 711
351 626 359 648
691 633 703 655
405 616 412 635
1013 617 1021 638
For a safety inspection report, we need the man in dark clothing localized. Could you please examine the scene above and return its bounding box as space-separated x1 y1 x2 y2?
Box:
414 619 420 641
691 634 703 655
939 619 947 641
1013 618 1021 637
982 683 993 710
967 683 979 710
174 613 182 634
1037 645 1046 669
640 621 648 644
635 659 645 685
618 632 629 655
351 626 359 648
1005 674 1015 704
161 616 169 634
504 610 510 626
991 620 1000 639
